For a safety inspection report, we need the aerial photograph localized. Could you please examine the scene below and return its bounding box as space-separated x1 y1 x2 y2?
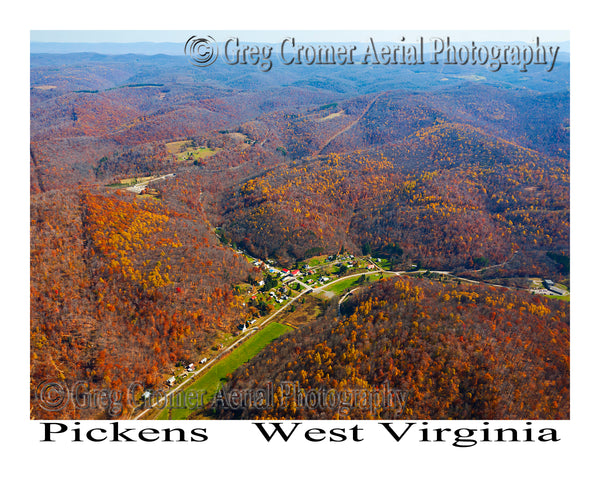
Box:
30 31 570 422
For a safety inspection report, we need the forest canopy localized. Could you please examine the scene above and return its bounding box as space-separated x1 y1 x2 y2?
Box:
30 51 569 420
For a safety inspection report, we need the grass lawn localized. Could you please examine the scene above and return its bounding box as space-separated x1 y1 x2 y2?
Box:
376 258 392 269
308 255 327 266
157 322 292 420
547 294 570 302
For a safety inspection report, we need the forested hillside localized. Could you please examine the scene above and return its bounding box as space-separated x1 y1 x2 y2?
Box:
30 188 255 418
30 50 569 419
215 277 569 420
216 119 568 276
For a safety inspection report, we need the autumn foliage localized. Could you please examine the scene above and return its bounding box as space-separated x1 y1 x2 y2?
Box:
30 189 253 419
217 277 569 420
30 53 569 420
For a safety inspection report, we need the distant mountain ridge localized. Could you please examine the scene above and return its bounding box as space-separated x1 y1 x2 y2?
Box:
31 39 570 60
31 42 187 55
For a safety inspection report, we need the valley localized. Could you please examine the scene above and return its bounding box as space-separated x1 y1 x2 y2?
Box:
30 46 570 420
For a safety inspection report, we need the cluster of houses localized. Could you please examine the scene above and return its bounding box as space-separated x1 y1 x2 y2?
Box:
238 318 257 332
280 268 302 277
252 258 276 269
269 290 288 303
328 254 355 262
165 358 209 387
158 252 393 393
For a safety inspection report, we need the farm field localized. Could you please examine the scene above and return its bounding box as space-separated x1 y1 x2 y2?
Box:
322 272 384 295
166 140 221 162
157 322 292 420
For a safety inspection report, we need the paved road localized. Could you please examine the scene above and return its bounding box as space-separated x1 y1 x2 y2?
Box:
132 250 547 418
125 173 176 194
131 260 311 419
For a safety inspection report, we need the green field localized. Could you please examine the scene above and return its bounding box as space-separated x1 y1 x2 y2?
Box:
157 322 292 420
176 146 220 162
323 273 386 295
166 140 221 162
323 276 362 295
547 294 570 302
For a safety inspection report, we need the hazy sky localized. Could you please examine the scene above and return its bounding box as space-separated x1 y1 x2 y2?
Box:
31 30 569 44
